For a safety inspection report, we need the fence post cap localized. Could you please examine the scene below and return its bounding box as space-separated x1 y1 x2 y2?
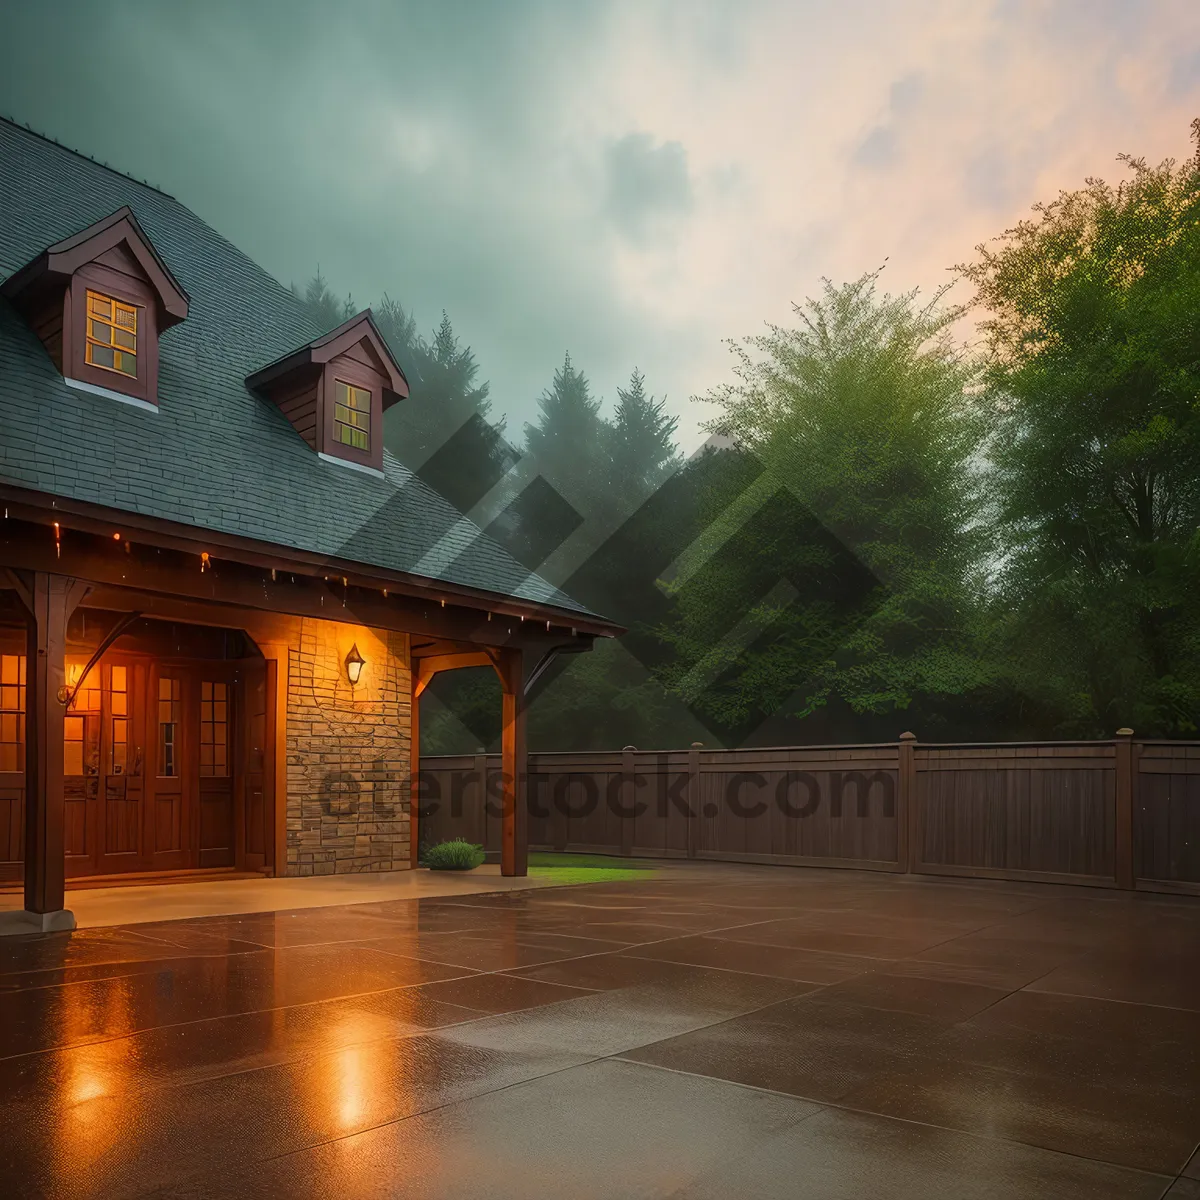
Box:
898 731 917 742
690 741 705 748
1115 727 1134 737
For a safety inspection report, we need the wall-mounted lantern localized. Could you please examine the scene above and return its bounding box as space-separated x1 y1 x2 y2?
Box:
344 643 365 686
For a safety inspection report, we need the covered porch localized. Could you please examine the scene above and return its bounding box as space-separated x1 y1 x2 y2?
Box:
0 498 609 932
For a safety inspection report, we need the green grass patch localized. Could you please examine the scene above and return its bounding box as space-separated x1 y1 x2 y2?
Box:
528 851 655 885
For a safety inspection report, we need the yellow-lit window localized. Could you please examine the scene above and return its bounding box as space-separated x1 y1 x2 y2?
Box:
0 654 25 773
199 681 228 778
65 660 101 777
333 380 370 451
158 676 180 778
85 290 138 377
110 665 128 775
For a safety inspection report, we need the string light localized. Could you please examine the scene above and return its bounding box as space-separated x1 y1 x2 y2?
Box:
112 532 120 541
271 568 276 581
200 551 210 573
54 522 60 558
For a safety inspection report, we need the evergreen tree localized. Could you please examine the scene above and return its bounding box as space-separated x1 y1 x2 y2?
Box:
292 269 354 333
373 293 421 388
522 353 607 500
384 311 499 472
608 368 681 500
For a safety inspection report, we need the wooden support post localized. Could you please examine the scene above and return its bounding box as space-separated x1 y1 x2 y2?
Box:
898 731 918 874
19 573 89 926
409 666 421 869
496 648 527 877
1114 728 1135 890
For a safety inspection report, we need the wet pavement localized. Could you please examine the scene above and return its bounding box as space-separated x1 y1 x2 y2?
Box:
0 863 1198 1199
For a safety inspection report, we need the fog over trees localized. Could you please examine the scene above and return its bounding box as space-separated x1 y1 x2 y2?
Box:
296 122 1200 750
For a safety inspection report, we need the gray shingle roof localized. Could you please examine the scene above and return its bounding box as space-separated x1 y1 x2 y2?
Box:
0 119 599 621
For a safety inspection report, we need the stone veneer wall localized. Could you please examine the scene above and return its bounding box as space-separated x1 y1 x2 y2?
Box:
285 619 411 876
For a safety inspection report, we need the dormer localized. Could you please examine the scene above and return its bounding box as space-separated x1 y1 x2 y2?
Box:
1 206 189 411
245 310 408 477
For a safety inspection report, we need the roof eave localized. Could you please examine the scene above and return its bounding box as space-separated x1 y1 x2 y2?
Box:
0 483 625 639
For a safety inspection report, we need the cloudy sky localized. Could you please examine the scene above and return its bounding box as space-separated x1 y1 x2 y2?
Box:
2 0 1197 450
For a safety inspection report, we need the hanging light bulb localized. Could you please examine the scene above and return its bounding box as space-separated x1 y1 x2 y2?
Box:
200 552 210 573
54 522 61 558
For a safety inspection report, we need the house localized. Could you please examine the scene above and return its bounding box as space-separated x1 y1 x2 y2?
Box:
0 118 619 931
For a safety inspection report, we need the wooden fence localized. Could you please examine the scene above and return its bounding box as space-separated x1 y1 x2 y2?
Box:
418 734 1200 895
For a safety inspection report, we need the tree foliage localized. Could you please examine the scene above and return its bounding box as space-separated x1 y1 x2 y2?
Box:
294 124 1200 748
669 272 991 737
959 126 1200 735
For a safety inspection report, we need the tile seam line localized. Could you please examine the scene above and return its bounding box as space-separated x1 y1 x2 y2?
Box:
609 1057 1181 1183
149 1052 619 1193
0 964 497 1065
0 974 610 1096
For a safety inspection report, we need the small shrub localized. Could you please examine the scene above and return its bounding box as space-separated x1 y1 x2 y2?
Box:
423 839 485 871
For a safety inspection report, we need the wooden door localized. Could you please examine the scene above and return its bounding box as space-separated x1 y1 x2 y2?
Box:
63 657 148 877
0 650 26 882
95 661 147 874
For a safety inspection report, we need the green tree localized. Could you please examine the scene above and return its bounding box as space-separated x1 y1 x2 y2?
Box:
674 271 993 739
373 292 421 386
522 353 608 508
608 367 681 501
385 311 502 474
292 269 354 333
959 122 1200 736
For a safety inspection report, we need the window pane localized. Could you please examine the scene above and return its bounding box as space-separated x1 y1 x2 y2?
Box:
335 380 349 405
88 343 116 369
113 327 136 351
158 677 180 777
112 719 128 773
115 351 137 377
89 294 112 319
64 715 84 776
89 320 113 344
114 305 136 330
199 681 229 777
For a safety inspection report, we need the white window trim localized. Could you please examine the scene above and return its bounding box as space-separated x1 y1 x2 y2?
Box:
64 376 157 413
317 451 385 480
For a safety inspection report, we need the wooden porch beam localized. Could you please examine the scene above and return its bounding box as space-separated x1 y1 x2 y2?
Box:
0 494 621 638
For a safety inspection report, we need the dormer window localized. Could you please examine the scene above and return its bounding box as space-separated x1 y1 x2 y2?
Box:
246 310 408 477
334 380 371 451
1 206 188 411
85 291 138 377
